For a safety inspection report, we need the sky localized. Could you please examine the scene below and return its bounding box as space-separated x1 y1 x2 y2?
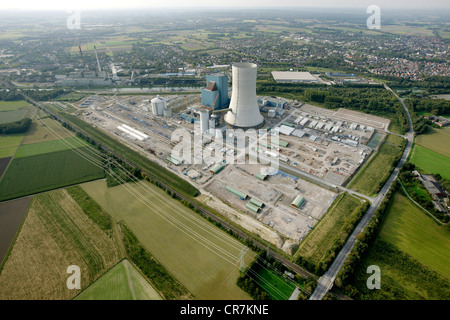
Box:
0 0 448 11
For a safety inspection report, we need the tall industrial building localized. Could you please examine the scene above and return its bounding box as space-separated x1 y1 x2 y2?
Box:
201 73 230 110
224 62 264 128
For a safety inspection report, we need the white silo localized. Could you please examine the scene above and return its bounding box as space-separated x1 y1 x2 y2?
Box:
151 95 166 116
199 109 210 133
224 62 264 128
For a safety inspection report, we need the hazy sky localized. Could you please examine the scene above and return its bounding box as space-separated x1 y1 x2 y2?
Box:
0 0 448 11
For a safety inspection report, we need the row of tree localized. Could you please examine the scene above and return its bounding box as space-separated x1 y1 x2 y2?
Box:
0 118 32 134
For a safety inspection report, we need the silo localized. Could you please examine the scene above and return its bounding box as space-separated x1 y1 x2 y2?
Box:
151 95 166 116
199 109 210 133
224 62 264 128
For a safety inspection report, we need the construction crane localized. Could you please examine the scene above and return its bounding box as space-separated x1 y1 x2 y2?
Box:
211 92 219 112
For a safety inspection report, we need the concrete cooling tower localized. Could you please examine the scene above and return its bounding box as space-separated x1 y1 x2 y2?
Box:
224 62 264 128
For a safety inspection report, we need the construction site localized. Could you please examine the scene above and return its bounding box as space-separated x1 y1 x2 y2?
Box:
68 62 392 253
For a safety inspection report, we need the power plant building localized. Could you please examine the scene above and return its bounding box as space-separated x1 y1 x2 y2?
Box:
201 73 230 110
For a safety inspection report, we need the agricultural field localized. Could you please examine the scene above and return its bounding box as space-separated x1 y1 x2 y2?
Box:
414 127 450 158
0 100 33 125
0 196 32 265
15 136 89 158
0 189 124 299
295 193 363 266
75 259 162 300
21 115 75 145
410 144 450 181
0 100 30 112
0 134 25 158
0 109 29 124
0 145 105 201
348 192 450 300
0 157 11 179
81 179 254 300
348 141 404 196
380 192 450 279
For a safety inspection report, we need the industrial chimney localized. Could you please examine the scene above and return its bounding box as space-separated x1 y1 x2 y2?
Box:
224 62 264 128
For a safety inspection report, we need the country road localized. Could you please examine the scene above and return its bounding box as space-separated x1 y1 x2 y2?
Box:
309 84 414 300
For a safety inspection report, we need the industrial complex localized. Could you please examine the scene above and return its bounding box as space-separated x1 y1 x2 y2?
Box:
69 62 394 254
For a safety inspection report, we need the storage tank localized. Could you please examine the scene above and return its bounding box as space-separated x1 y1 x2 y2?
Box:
199 109 209 133
224 62 264 128
151 95 166 116
268 109 276 118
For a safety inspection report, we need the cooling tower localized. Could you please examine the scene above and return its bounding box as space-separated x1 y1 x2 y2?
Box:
224 62 264 128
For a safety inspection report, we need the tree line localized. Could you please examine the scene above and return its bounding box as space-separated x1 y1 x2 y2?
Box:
0 118 32 134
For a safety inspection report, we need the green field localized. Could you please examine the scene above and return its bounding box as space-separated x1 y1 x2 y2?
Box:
348 192 450 300
0 134 25 158
380 192 450 279
0 109 29 125
384 134 406 148
21 115 75 145
348 141 403 196
81 179 254 300
15 136 88 158
75 259 162 300
252 263 296 300
295 193 363 266
0 146 105 201
415 127 450 158
410 144 450 181
0 100 30 112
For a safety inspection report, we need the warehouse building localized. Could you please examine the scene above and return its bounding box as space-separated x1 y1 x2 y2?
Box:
271 71 318 83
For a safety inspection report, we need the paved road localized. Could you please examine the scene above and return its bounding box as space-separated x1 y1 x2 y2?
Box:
309 84 414 300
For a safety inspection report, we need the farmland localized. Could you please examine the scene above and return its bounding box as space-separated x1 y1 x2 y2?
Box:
21 115 75 145
410 144 450 181
348 140 404 196
0 134 25 158
81 179 254 300
348 192 450 300
379 192 450 279
0 189 124 299
15 136 89 158
0 196 32 266
295 193 364 267
0 100 30 111
75 259 162 300
0 100 32 124
0 146 105 201
415 127 450 158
